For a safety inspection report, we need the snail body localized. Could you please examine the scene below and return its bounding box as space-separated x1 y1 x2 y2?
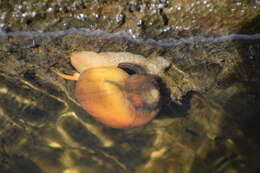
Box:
54 51 162 128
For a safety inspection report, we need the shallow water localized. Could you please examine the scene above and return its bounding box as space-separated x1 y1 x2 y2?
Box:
0 1 260 173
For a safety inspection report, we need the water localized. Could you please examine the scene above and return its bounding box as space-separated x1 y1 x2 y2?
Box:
0 1 260 173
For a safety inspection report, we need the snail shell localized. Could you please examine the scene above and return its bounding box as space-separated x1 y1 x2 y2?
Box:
54 51 165 128
76 67 160 128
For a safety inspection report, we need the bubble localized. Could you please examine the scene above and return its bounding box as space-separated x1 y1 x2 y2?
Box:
236 2 242 6
0 12 7 20
94 13 99 19
137 19 144 26
115 13 125 24
47 7 54 13
74 13 87 21
0 23 5 29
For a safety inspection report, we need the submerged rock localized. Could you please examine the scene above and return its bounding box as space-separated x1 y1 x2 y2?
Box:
0 1 260 173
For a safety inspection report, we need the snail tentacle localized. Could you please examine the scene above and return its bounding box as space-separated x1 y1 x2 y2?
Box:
52 69 80 80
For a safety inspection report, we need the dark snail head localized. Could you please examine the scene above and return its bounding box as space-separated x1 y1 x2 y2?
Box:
118 63 160 112
125 74 160 112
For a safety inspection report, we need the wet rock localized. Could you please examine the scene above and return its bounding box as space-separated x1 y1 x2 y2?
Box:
0 0 259 37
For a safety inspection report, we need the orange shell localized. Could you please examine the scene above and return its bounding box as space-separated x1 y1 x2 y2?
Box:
75 67 159 128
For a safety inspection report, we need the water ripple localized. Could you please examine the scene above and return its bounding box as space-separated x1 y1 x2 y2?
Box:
0 28 260 47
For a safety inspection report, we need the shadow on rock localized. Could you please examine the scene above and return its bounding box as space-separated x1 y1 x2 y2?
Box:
219 15 260 146
156 76 197 119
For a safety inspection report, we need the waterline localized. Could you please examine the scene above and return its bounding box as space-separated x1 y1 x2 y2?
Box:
1 28 260 47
